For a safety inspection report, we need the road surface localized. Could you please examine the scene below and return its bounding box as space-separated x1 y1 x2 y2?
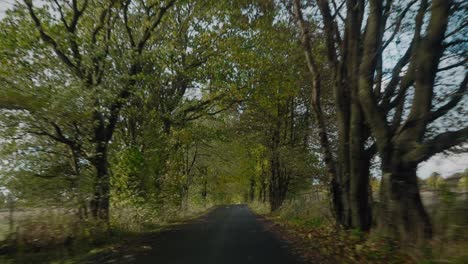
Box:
134 205 301 264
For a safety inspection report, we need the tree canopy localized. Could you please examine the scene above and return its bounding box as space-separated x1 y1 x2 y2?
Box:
0 0 466 246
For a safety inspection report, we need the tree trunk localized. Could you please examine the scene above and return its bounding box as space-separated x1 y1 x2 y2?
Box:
201 177 208 201
293 0 372 231
349 84 372 231
379 162 432 242
259 165 267 203
268 152 289 211
269 151 282 211
181 184 189 211
70 148 89 220
249 176 256 202
90 149 110 221
268 113 289 212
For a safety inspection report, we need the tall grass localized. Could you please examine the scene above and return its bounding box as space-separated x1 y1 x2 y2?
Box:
250 189 468 264
0 201 213 263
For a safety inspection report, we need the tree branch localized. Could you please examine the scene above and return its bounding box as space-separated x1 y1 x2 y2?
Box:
403 0 452 139
380 42 413 108
317 0 339 67
358 0 391 152
136 0 177 53
382 0 418 50
24 0 82 77
427 73 467 123
406 127 468 164
294 0 337 178
122 0 136 48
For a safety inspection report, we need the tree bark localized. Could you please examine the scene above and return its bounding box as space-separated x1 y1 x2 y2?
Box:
90 144 110 221
269 160 290 211
259 162 267 203
357 0 455 242
201 177 208 201
379 161 432 242
294 0 373 231
349 104 372 231
249 176 256 202
88 105 114 221
269 144 283 211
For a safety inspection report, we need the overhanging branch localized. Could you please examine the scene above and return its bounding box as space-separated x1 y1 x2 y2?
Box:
406 127 468 164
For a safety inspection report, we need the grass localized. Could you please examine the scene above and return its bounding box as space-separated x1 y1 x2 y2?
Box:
0 204 214 264
0 222 9 241
249 194 468 264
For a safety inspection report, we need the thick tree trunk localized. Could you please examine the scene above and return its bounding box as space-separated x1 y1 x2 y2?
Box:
332 121 350 227
349 134 372 230
90 149 110 221
379 162 432 242
89 108 113 222
349 81 372 231
269 152 289 211
269 153 282 211
332 85 373 231
269 105 288 212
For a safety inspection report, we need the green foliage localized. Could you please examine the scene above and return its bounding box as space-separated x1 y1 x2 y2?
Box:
458 176 468 191
439 184 456 205
0 0 321 212
425 172 445 191
0 0 337 262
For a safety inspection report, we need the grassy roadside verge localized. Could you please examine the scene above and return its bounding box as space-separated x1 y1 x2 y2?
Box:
0 206 215 264
249 202 413 264
249 201 468 264
75 205 216 264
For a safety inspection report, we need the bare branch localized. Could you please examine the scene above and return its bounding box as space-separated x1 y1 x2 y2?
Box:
444 19 468 39
427 73 467 123
380 42 413 108
443 38 467 49
122 0 136 48
382 0 418 50
137 0 177 53
294 0 337 179
91 0 116 44
437 58 467 72
52 0 70 29
358 0 391 150
330 0 345 22
24 0 82 77
406 127 468 164
403 0 452 138
317 0 339 67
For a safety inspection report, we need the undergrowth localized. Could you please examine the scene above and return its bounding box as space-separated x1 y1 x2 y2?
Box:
0 203 213 264
250 194 468 264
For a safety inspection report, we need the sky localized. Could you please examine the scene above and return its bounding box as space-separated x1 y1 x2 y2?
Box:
418 152 467 178
0 1 466 179
0 0 13 15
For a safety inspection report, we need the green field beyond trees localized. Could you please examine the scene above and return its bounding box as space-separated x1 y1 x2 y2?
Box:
0 0 467 263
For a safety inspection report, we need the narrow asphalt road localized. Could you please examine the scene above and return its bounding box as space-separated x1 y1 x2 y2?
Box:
134 205 301 264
